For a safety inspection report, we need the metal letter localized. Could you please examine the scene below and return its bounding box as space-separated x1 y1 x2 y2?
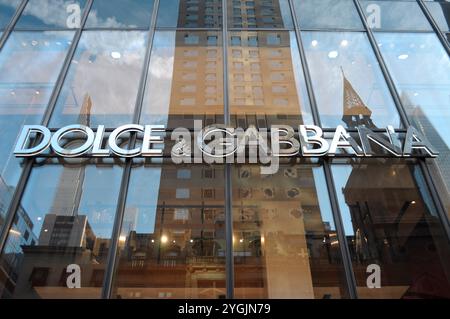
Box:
299 125 329 157
91 125 110 157
108 124 144 158
142 125 165 157
329 125 364 156
358 126 402 156
403 126 439 157
51 125 95 157
14 125 51 157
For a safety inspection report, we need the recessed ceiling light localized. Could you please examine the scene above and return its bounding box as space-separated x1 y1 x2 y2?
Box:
340 39 348 47
111 51 122 59
311 40 318 47
35 90 40 95
398 54 409 60
328 50 339 59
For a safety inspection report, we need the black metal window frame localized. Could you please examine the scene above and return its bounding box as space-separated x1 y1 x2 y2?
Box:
0 0 448 299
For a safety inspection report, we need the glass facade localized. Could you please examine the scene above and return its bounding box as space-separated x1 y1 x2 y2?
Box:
0 0 449 300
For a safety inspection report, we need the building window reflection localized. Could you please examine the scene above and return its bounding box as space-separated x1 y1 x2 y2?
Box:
302 31 401 129
111 164 226 299
233 165 348 299
140 31 224 129
0 31 74 235
331 160 450 299
49 31 148 127
375 32 450 217
229 31 313 127
0 159 124 299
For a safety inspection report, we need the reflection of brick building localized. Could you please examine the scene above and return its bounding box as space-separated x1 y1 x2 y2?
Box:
229 31 306 128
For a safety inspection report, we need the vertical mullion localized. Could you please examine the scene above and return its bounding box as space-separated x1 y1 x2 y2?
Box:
222 0 235 300
289 0 358 298
101 0 161 299
354 0 450 291
353 0 410 128
417 0 450 57
0 0 28 52
287 0 321 126
0 0 94 256
323 162 358 299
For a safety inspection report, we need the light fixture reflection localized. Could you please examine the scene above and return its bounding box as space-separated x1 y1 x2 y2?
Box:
398 54 409 60
328 51 338 59
161 235 168 244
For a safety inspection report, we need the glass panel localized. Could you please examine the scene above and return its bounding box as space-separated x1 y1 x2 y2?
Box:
228 0 293 29
140 31 224 129
111 164 226 299
233 165 349 299
425 1 450 32
293 0 363 30
361 0 432 31
331 160 450 299
302 31 401 129
0 0 21 30
0 159 124 299
157 0 223 28
50 31 148 127
0 31 74 234
375 32 450 217
85 0 155 29
15 0 87 29
228 31 312 127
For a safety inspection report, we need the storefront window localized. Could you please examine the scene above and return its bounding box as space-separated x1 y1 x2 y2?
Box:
157 0 223 29
331 160 450 298
0 31 74 234
111 164 226 299
292 0 363 30
361 0 432 32
0 159 124 299
15 0 87 30
0 0 21 30
424 0 450 33
228 31 313 127
85 0 155 29
140 31 224 129
302 31 401 129
233 165 349 299
49 31 148 127
375 32 450 217
228 0 293 29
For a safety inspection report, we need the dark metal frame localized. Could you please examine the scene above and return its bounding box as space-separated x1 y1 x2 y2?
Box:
0 0 449 300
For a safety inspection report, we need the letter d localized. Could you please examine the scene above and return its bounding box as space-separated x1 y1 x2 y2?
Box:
14 125 51 157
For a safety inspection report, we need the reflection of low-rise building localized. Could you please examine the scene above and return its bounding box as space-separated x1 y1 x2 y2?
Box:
9 214 108 299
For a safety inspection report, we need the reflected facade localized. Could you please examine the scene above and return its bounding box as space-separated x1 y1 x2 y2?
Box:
0 0 449 300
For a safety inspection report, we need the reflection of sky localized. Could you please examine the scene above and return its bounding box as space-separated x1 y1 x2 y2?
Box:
156 0 181 28
302 31 401 129
312 167 335 230
0 0 21 28
21 164 123 240
376 33 450 149
15 0 87 29
330 165 355 236
50 31 148 127
294 0 362 30
361 1 432 31
141 31 176 126
425 2 450 32
0 31 73 187
86 0 154 28
289 32 314 125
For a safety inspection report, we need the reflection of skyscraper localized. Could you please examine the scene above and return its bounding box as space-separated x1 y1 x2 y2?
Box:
410 106 450 193
177 0 222 28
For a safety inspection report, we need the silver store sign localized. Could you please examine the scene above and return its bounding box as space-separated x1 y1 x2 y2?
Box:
14 123 438 159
